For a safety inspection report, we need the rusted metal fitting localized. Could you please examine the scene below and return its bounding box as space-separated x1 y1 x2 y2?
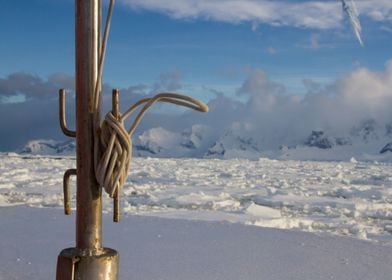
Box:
56 248 118 280
63 169 77 215
59 89 76 138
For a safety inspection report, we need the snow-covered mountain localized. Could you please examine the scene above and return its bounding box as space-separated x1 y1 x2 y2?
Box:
206 122 263 159
300 119 392 150
18 118 392 161
201 119 392 160
21 139 76 156
303 130 350 149
134 124 214 158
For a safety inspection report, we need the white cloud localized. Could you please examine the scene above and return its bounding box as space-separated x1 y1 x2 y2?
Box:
4 61 392 152
359 0 392 22
0 71 186 151
180 59 392 147
120 0 392 30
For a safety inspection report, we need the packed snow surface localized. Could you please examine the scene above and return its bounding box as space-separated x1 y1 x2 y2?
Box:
1 154 392 244
1 206 392 280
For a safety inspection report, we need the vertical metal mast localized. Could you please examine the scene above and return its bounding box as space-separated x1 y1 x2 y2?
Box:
56 0 118 279
75 0 101 252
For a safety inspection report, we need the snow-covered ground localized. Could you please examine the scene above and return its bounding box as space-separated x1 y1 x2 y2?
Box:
1 154 392 279
1 206 392 280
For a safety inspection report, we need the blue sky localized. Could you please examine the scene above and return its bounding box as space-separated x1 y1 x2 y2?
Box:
2 0 392 94
1 0 392 150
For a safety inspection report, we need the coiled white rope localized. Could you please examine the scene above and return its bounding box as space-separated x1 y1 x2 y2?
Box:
96 93 208 197
91 0 209 198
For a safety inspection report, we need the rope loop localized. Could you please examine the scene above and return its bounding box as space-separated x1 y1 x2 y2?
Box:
95 92 208 198
96 111 132 197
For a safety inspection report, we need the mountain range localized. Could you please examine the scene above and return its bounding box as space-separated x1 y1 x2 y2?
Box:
18 118 392 161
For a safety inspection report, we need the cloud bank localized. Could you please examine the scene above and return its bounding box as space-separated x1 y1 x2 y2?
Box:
2 61 392 152
224 62 392 147
0 71 190 151
120 0 392 30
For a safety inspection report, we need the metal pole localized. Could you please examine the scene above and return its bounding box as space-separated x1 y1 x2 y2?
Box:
56 0 118 278
75 0 101 252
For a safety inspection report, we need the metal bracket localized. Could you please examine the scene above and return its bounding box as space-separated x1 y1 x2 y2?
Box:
112 89 120 223
63 169 77 215
59 89 76 138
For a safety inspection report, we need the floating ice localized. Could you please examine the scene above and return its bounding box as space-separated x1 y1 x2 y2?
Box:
1 154 392 244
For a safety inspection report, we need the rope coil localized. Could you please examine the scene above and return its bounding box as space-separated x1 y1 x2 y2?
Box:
96 112 132 197
95 93 208 198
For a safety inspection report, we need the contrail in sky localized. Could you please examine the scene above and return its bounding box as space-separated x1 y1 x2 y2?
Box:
340 0 364 47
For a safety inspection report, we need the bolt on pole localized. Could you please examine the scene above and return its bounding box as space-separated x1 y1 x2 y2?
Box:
56 0 119 279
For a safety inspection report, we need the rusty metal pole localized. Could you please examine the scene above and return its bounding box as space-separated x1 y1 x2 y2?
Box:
75 0 101 253
56 0 118 279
